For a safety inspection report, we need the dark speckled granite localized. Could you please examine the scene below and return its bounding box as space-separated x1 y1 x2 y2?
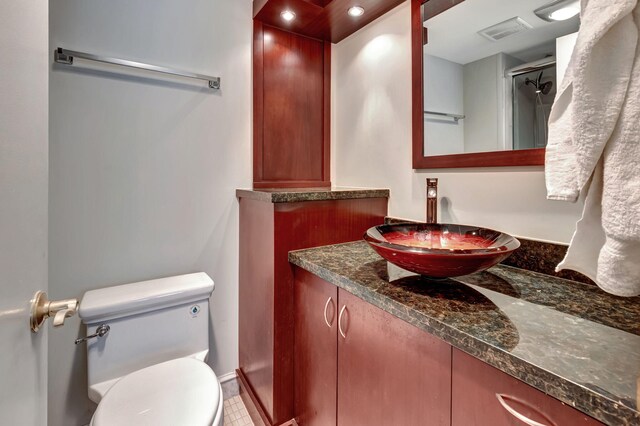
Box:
289 241 640 426
236 187 390 203
501 237 596 285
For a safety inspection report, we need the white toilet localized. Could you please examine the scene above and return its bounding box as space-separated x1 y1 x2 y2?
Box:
78 272 223 426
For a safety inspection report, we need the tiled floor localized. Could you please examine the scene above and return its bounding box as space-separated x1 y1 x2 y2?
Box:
223 395 254 426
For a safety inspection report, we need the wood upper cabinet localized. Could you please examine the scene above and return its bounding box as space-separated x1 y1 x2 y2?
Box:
294 269 452 426
253 22 331 189
452 349 603 426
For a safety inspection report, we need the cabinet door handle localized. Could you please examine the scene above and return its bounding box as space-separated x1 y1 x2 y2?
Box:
338 305 347 339
495 394 556 426
323 297 334 328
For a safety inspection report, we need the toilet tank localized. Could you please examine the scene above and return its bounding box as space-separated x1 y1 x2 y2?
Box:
78 273 214 402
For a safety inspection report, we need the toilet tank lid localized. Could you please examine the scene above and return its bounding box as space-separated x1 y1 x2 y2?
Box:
79 273 214 323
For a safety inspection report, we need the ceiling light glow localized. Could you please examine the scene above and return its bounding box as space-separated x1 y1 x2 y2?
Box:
534 0 580 22
348 6 365 17
281 10 296 22
548 4 580 20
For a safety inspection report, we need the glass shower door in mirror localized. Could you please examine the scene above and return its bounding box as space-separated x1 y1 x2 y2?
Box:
512 63 556 150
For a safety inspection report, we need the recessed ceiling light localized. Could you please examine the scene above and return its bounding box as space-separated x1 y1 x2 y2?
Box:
281 10 296 22
534 0 580 22
548 5 580 20
348 6 365 17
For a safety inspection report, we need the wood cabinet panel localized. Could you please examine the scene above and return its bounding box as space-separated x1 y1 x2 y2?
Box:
271 198 387 423
273 198 389 250
294 268 338 426
452 349 603 426
239 197 387 425
253 22 330 188
238 197 275 424
337 290 452 426
262 25 324 182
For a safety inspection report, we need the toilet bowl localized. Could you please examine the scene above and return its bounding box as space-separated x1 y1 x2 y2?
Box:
78 273 222 426
89 358 223 426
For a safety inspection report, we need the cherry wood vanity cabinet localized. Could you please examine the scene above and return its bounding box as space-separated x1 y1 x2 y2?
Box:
237 190 388 426
293 267 606 426
452 350 604 426
294 267 339 426
294 268 452 426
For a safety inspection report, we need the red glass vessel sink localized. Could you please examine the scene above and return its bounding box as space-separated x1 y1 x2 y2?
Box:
364 223 520 278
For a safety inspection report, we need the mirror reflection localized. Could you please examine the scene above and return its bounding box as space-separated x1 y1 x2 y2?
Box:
422 0 580 156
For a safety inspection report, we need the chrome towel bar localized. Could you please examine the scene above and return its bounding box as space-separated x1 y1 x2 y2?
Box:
54 47 221 90
424 110 465 123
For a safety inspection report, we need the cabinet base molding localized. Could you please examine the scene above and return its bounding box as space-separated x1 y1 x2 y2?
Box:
237 368 270 426
237 368 300 426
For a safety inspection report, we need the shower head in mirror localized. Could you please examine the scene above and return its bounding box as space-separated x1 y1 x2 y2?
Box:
538 81 553 95
525 71 553 95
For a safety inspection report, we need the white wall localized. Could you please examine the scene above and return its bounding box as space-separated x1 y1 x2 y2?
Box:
556 32 578 85
424 54 465 155
48 1 252 425
332 1 583 244
0 1 49 425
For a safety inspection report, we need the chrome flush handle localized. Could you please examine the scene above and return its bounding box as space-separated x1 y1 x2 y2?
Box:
75 324 110 345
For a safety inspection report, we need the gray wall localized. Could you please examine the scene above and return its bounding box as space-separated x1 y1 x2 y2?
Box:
463 52 522 153
423 54 465 155
48 1 252 425
463 54 500 153
0 1 49 424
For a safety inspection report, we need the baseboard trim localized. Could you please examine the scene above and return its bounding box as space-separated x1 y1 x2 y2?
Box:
218 371 237 383
218 371 240 399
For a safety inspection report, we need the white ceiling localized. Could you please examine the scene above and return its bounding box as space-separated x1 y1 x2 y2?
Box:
424 0 580 64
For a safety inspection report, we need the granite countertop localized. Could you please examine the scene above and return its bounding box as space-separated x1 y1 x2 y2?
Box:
236 187 390 203
289 241 640 426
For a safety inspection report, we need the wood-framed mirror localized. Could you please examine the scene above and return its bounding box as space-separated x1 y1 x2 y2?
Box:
412 0 579 168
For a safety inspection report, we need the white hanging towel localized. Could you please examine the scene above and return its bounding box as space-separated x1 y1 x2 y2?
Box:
545 0 640 297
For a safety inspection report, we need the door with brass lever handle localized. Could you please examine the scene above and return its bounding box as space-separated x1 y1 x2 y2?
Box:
75 324 110 345
30 291 78 332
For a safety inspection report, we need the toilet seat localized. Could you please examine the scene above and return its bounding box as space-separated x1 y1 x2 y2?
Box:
91 357 222 426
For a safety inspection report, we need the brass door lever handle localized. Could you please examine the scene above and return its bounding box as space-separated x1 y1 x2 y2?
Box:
30 291 78 332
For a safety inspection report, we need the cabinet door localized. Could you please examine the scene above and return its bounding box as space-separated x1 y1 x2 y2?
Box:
337 290 452 426
294 268 338 426
452 349 603 425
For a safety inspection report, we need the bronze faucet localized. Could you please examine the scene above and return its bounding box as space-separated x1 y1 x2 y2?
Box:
426 178 438 224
